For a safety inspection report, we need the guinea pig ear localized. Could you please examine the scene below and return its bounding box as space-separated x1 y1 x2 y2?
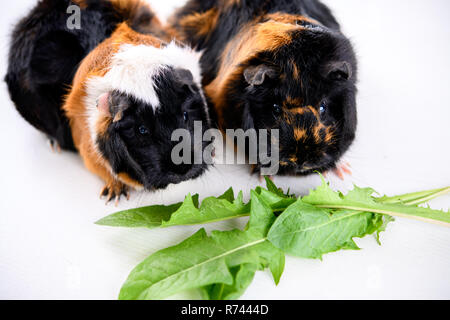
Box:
174 68 199 94
323 61 352 81
108 91 132 123
97 93 111 116
243 64 278 86
174 68 195 86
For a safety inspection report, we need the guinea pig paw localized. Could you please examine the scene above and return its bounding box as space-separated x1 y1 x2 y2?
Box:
331 162 352 180
100 182 130 206
47 138 61 153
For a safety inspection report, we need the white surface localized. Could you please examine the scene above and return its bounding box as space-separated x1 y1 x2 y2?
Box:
0 0 449 300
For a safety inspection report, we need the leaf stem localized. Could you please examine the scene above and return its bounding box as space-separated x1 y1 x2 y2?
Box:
169 188 450 227
378 187 450 205
404 187 450 206
315 205 450 228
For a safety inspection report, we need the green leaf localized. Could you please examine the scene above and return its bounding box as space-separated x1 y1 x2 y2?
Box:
265 177 286 198
268 179 449 258
119 191 286 300
248 190 276 236
111 177 450 301
162 191 249 227
95 195 199 228
246 191 285 284
119 228 266 300
98 183 297 229
218 187 236 202
96 188 249 229
202 264 258 300
257 188 296 213
267 199 379 259
375 215 395 244
254 240 285 285
303 178 450 227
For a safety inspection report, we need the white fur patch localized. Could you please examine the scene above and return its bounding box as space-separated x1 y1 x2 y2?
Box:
84 42 205 151
87 42 203 107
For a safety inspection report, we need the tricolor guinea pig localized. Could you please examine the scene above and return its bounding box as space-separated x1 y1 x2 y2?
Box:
63 21 210 203
171 0 357 177
5 0 159 151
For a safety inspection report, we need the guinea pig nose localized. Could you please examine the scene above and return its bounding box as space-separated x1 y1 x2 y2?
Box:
97 92 110 115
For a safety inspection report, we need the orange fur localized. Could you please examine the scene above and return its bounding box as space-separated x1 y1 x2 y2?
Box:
290 59 300 80
285 96 303 107
205 17 306 129
179 9 219 39
265 13 320 26
312 123 326 143
293 128 306 141
223 0 241 8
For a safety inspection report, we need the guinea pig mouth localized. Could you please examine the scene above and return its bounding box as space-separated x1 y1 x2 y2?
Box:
277 156 336 175
142 163 207 190
297 166 315 173
297 161 337 175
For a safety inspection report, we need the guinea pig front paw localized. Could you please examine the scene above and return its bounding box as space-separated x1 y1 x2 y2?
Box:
100 181 130 206
47 137 61 153
326 162 352 180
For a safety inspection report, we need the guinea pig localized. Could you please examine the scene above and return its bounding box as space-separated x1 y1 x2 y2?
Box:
171 0 357 177
62 20 210 203
5 0 166 151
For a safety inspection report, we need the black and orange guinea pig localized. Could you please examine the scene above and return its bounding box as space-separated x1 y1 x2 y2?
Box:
6 0 211 202
171 0 357 177
5 0 158 151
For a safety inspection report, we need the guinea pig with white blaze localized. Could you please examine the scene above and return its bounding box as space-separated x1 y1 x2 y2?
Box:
63 21 211 203
171 0 357 178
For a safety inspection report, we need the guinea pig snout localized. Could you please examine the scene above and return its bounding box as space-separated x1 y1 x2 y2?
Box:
278 115 336 173
298 154 335 172
169 162 194 176
162 147 206 178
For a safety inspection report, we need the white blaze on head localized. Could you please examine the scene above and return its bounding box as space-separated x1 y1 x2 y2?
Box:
95 42 203 108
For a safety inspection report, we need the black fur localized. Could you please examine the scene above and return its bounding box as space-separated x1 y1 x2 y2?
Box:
173 0 358 175
173 0 340 84
97 68 210 190
5 0 155 150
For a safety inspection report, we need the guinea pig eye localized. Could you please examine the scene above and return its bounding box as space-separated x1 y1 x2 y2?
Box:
273 104 282 116
183 111 189 122
138 125 149 135
319 102 327 115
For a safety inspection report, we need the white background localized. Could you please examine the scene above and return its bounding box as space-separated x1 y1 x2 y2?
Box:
0 0 449 300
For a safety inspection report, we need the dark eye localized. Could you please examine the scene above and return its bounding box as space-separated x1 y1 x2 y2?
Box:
183 111 189 122
138 125 149 135
319 102 327 115
273 103 282 116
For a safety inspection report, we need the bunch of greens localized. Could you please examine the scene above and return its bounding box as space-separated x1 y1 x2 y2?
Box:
96 177 450 300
